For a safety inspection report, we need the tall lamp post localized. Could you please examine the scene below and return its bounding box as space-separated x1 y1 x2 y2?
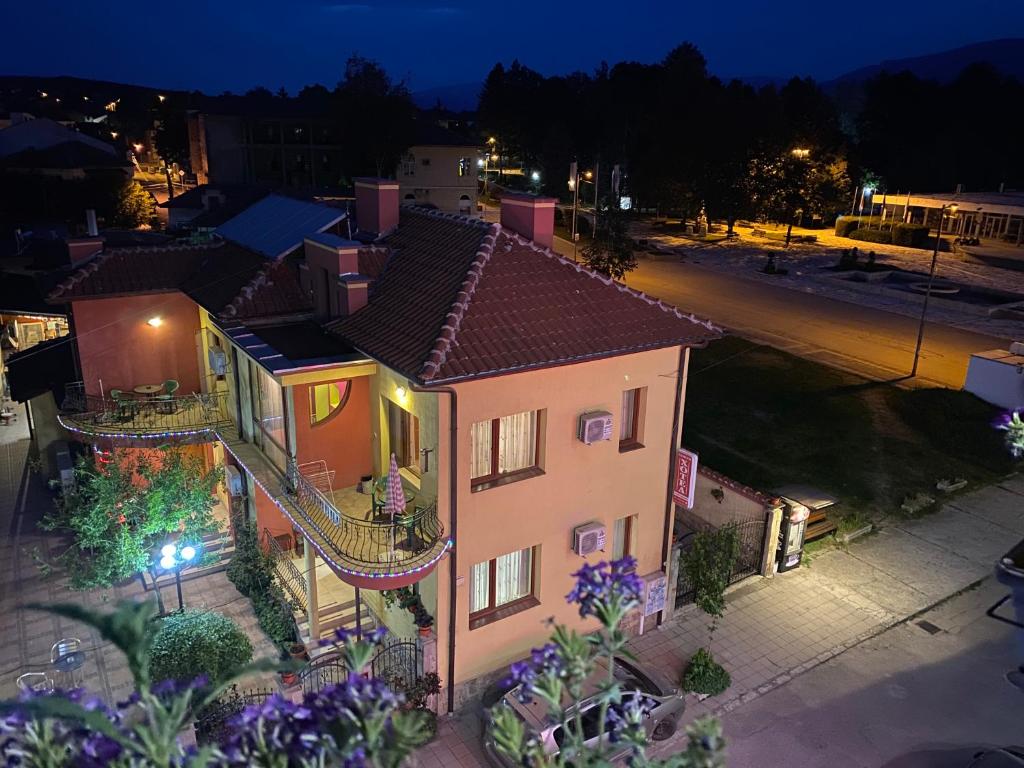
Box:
910 203 958 377
569 165 594 263
158 542 197 613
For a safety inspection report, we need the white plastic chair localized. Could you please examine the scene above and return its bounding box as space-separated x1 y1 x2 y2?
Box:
16 672 53 693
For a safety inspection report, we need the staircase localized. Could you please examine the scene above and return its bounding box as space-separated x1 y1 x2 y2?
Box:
297 599 378 658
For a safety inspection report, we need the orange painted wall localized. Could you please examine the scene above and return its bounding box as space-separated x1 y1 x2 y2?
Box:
447 345 687 686
72 292 202 397
253 474 294 542
293 378 373 488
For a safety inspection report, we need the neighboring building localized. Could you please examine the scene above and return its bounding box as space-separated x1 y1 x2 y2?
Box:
187 100 478 214
47 184 719 713
157 183 271 232
0 116 129 180
397 123 477 214
877 190 1024 246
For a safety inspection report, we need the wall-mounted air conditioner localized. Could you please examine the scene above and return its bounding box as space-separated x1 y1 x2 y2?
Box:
225 465 244 497
577 411 613 445
208 347 228 375
573 521 606 556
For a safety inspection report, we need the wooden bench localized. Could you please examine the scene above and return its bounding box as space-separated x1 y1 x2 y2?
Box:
805 509 838 542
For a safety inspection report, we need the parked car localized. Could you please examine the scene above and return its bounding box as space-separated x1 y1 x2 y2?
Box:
482 656 684 767
968 748 1024 767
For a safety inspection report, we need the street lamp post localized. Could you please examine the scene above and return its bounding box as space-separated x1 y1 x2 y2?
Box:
910 203 958 378
158 542 197 613
569 167 594 263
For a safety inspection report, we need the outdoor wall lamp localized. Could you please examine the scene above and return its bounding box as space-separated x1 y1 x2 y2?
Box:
147 316 163 327
158 543 196 612
395 385 407 400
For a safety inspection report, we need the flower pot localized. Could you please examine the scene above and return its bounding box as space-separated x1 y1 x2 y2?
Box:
280 670 298 686
288 642 309 661
417 625 432 637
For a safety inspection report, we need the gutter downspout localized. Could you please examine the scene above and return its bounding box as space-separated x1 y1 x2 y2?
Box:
659 346 687 628
409 380 458 713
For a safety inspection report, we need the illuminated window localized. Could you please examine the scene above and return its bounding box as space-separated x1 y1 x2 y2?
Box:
619 387 646 451
309 381 350 426
470 410 542 486
458 157 472 177
470 546 535 625
401 154 415 176
387 399 420 475
611 515 635 560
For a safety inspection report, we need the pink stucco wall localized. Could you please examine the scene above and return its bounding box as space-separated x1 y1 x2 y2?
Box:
73 293 202 397
294 378 373 489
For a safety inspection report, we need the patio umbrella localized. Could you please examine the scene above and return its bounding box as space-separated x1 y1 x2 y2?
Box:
384 453 404 520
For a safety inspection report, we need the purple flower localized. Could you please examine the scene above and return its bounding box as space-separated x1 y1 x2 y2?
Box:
566 556 643 618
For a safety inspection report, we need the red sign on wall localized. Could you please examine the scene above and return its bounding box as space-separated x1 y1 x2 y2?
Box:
673 448 698 508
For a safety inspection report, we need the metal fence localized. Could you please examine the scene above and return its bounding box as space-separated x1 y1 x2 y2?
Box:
263 528 308 612
284 459 444 568
674 513 767 609
194 685 276 746
299 652 349 695
61 382 230 435
370 638 420 691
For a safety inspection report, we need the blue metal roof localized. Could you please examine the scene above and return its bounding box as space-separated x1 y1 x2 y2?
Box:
215 194 346 259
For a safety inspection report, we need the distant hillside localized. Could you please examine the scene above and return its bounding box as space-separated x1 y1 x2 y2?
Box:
412 82 480 113
825 38 1024 86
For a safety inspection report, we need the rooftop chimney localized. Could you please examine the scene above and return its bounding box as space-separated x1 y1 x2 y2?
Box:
354 178 400 238
500 194 556 249
303 233 369 320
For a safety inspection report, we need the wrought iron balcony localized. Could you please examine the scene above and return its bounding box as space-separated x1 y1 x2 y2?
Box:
283 459 449 588
59 382 231 440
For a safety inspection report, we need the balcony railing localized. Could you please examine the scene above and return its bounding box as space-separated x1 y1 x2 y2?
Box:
283 459 446 577
263 527 309 612
59 382 231 439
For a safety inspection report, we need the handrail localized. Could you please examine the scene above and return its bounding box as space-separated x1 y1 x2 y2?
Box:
60 389 231 435
263 528 308 612
283 458 444 569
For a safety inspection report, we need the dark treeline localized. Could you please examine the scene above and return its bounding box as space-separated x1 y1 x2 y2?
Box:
478 43 1024 224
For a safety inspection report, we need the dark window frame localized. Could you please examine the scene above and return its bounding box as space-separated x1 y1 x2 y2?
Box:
470 412 542 488
469 547 538 628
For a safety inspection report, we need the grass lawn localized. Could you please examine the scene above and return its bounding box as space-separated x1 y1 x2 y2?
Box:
683 336 1018 518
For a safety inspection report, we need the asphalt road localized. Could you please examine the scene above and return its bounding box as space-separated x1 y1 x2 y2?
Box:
722 578 1024 768
549 234 1006 388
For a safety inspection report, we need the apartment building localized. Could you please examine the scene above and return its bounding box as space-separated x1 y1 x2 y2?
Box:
48 183 718 711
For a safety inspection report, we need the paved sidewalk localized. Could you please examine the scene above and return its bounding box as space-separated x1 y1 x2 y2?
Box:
422 475 1024 766
0 409 277 702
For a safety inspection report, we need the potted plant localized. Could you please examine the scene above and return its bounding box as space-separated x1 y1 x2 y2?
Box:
413 605 434 636
288 641 308 661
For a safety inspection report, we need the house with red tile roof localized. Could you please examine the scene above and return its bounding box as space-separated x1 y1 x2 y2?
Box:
48 181 719 713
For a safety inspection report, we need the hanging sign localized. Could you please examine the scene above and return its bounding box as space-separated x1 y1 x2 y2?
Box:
673 448 698 508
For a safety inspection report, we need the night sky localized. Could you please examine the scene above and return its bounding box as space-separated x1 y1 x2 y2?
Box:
4 0 1023 94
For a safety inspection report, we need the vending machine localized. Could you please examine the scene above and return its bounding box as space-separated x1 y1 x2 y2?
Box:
777 501 810 572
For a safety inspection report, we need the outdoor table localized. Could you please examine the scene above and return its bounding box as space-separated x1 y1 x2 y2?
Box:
134 384 163 396
51 650 85 687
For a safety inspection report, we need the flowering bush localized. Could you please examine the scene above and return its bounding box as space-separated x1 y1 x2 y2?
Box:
489 556 727 767
0 601 422 768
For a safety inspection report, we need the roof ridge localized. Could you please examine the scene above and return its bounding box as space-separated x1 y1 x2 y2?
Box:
401 205 492 230
105 239 227 255
418 221 502 381
502 230 721 335
220 257 286 319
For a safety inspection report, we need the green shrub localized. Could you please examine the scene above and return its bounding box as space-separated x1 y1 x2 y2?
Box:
849 227 892 244
149 609 253 686
834 216 862 238
891 223 929 248
227 519 298 648
682 648 731 696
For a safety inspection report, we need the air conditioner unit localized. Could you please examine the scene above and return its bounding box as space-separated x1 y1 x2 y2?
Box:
577 411 613 445
225 465 244 497
208 347 228 375
573 522 606 556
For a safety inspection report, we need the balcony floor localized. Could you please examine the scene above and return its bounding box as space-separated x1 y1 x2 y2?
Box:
60 397 230 439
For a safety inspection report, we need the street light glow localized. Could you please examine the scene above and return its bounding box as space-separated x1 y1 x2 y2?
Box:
531 171 541 182
477 158 485 167
147 316 163 327
133 143 144 152
180 545 196 561
161 543 177 558
159 555 175 570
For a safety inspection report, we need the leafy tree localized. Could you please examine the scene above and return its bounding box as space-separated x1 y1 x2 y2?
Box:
154 93 191 169
581 210 637 279
334 55 416 179
42 448 222 590
113 180 156 228
680 525 741 695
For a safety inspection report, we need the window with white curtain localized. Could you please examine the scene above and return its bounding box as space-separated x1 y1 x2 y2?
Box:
619 387 646 450
612 515 635 561
470 410 541 485
469 547 535 622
